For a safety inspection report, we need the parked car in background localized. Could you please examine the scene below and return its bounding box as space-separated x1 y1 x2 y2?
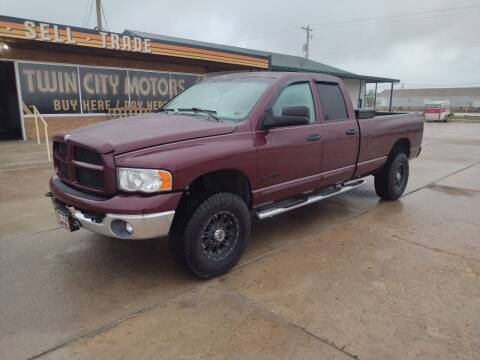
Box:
48 72 424 278
424 100 451 122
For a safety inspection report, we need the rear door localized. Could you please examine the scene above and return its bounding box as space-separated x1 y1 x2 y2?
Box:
315 82 359 186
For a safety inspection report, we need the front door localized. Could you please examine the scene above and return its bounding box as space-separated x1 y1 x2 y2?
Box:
253 82 323 206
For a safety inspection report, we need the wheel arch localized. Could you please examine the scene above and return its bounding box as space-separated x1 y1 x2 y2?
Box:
389 138 411 159
182 169 252 208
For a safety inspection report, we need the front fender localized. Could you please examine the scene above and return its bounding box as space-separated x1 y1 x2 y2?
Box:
114 132 256 191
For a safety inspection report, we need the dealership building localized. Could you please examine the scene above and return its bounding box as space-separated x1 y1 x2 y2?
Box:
0 15 399 142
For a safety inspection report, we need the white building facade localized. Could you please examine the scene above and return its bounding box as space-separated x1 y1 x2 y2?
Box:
377 88 480 111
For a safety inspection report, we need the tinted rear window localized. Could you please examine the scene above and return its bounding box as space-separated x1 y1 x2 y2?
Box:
316 83 348 121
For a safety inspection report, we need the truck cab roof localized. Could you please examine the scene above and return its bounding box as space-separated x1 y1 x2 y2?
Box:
206 71 341 84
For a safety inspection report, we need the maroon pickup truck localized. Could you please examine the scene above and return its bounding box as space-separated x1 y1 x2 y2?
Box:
49 71 423 278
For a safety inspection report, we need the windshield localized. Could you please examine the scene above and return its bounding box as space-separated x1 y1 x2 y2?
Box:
164 76 273 122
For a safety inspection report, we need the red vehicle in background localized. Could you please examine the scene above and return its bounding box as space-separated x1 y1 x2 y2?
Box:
48 72 424 278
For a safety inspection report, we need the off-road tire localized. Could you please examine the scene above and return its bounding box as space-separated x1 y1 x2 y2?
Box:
374 152 409 201
169 192 250 278
169 189 216 266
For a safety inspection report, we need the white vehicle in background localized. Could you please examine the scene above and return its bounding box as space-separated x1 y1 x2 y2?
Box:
424 100 451 122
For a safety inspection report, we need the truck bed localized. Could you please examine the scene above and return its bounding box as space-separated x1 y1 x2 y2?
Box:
354 112 424 178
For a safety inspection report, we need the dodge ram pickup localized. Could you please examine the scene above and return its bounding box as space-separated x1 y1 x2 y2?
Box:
49 71 424 278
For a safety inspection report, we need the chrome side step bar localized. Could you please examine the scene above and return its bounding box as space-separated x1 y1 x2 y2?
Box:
255 180 366 220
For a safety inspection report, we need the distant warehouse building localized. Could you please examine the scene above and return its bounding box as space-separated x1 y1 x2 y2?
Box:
376 87 480 111
0 14 398 142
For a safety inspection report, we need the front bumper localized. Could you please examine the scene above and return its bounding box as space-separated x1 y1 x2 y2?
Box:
49 175 181 240
71 208 175 240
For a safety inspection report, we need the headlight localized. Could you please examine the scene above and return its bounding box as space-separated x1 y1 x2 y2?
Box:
117 168 172 193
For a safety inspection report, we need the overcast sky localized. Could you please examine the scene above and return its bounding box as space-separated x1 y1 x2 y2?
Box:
3 0 480 89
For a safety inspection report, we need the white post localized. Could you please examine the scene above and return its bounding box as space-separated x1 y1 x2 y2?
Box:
34 111 40 144
44 126 51 161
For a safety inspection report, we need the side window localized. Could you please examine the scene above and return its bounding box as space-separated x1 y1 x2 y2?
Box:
272 83 315 123
316 83 348 121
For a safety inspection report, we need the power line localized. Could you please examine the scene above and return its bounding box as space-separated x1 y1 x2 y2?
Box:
101 1 110 32
235 3 480 43
82 0 94 28
81 0 89 27
309 4 480 28
320 43 480 57
312 9 480 31
236 26 298 43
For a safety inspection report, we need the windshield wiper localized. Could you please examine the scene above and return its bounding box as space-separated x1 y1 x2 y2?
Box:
159 108 175 113
177 107 221 121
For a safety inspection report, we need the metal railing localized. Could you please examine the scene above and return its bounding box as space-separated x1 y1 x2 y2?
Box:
22 103 52 162
108 106 152 119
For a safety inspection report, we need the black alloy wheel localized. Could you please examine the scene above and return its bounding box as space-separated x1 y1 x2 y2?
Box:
201 211 240 263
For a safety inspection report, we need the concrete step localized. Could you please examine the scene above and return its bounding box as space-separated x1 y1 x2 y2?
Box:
0 141 52 170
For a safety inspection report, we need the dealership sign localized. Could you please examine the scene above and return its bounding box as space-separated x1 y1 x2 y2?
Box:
23 20 152 54
17 62 203 114
0 15 270 68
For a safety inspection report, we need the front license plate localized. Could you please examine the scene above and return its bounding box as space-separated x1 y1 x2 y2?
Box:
55 207 75 232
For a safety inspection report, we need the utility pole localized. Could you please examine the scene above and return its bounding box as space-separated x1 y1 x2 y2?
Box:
301 25 313 59
96 0 103 31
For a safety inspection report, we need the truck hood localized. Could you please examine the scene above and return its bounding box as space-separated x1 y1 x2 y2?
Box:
65 114 237 154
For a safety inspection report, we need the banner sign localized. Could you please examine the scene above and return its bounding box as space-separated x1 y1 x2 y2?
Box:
127 70 175 111
79 67 129 113
17 61 203 115
18 62 81 114
0 15 270 69
127 70 201 111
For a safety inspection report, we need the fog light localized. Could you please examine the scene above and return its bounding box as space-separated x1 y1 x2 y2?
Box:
3 44 8 50
111 219 134 238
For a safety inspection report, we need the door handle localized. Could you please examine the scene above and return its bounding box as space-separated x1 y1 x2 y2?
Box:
345 128 357 136
306 134 321 142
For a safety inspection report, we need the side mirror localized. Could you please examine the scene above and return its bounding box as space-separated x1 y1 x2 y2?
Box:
262 106 310 129
282 105 310 118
